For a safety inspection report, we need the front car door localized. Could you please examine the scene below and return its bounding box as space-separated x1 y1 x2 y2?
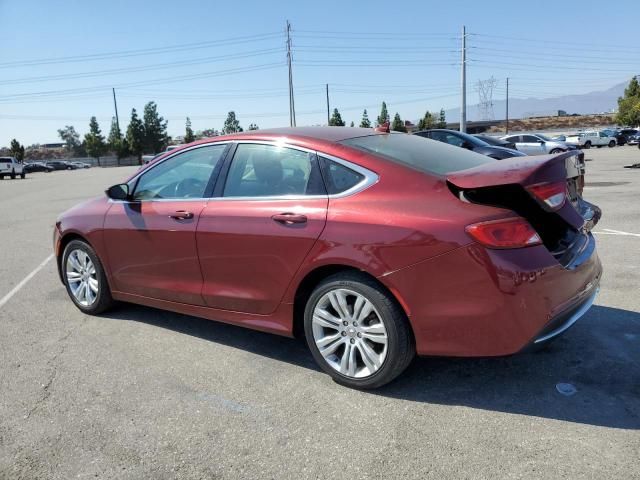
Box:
520 135 546 155
196 142 328 314
103 144 229 305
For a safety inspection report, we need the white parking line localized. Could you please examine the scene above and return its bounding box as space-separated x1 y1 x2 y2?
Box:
0 254 54 309
594 228 640 238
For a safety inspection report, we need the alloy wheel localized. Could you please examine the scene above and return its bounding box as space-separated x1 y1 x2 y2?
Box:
66 249 99 307
311 288 388 378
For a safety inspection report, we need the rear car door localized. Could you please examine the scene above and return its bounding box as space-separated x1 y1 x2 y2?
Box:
520 135 546 155
196 142 328 314
103 144 229 305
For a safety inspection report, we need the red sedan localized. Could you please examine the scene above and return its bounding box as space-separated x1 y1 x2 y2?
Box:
54 128 602 389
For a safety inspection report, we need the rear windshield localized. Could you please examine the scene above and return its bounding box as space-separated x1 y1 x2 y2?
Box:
340 134 494 176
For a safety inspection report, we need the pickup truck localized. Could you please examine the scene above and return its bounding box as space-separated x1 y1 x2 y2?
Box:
0 157 25 179
565 131 617 149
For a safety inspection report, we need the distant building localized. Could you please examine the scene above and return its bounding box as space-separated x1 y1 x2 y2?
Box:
558 110 568 117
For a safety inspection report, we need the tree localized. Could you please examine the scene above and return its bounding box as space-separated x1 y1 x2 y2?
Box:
616 76 640 127
376 102 389 126
184 117 195 143
417 111 435 130
436 108 447 128
391 113 407 132
143 101 168 153
222 111 243 134
107 117 122 150
10 139 25 161
329 108 345 126
84 117 106 165
126 108 145 163
359 109 372 128
248 123 259 130
57 125 81 155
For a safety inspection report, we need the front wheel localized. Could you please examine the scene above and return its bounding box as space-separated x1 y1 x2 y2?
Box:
583 141 591 149
550 148 563 154
304 272 415 389
20 172 25 179
608 140 616 148
62 240 114 315
10 170 16 179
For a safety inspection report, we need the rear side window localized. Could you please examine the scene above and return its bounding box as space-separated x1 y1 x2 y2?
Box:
340 134 493 176
319 157 365 194
504 135 520 143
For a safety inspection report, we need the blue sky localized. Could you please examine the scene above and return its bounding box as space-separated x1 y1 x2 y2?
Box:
1 0 638 146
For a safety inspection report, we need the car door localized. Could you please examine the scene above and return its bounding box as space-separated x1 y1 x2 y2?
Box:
196 142 328 315
103 143 229 305
519 135 546 155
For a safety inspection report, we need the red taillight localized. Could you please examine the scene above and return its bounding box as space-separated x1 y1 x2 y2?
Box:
466 217 542 249
526 181 566 210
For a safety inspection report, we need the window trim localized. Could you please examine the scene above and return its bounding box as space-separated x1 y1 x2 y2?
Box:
209 140 378 202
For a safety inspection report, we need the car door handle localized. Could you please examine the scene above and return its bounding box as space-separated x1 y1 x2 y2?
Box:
169 210 194 220
272 213 307 225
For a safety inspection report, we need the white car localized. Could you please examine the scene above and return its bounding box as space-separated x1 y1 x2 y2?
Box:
0 156 25 179
500 133 576 155
565 131 617 149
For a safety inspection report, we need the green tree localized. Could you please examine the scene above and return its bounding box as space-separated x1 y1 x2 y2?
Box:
57 125 81 154
376 102 390 126
84 116 106 166
391 113 407 132
143 101 168 153
222 111 243 134
329 108 345 126
184 117 195 143
436 108 447 128
9 139 25 161
107 117 122 150
359 109 372 128
616 76 640 126
417 111 435 130
248 123 259 130
126 108 145 163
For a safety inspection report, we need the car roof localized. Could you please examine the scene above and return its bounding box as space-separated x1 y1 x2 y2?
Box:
196 127 385 145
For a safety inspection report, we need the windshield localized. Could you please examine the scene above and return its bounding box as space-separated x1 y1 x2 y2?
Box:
340 134 494 176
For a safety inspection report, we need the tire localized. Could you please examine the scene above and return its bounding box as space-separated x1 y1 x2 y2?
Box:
608 140 616 148
20 172 25 179
304 272 415 389
550 148 563 154
0 174 4 180
583 141 591 149
10 169 16 179
62 240 114 315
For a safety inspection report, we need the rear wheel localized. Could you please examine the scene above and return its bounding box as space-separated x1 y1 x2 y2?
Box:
62 240 114 315
583 141 591 149
10 170 15 179
608 140 616 148
304 272 415 389
550 148 563 154
20 172 25 179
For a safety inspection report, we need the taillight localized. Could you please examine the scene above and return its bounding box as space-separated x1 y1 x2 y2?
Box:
466 217 542 249
526 181 566 210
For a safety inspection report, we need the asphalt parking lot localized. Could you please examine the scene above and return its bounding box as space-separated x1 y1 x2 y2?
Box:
1 147 639 479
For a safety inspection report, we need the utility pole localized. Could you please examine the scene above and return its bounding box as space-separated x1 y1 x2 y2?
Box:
326 84 330 124
460 25 467 133
112 88 121 137
286 20 296 127
505 77 509 134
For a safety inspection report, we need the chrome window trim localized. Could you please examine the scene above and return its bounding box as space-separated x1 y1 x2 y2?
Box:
111 139 378 203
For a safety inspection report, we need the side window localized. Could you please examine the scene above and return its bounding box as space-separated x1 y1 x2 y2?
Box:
223 144 323 197
504 136 520 143
444 134 464 147
320 157 365 195
429 131 446 143
522 135 540 143
133 145 226 200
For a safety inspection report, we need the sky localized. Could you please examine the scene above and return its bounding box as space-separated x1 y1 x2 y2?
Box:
0 0 638 146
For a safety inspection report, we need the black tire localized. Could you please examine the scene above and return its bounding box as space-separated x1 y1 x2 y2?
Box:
20 172 25 179
583 141 591 149
0 174 4 180
550 148 563 154
608 140 616 148
62 240 114 315
10 170 16 179
304 272 415 389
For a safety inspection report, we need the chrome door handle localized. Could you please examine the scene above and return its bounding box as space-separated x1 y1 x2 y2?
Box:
169 210 194 220
272 213 307 225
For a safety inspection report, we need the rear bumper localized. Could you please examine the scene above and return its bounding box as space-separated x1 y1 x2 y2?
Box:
381 237 602 357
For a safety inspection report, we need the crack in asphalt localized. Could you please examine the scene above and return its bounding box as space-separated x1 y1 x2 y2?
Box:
23 330 73 420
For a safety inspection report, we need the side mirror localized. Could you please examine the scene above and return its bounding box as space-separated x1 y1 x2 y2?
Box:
106 183 130 201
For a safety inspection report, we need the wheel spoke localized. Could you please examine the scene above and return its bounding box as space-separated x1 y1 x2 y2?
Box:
319 336 344 358
68 253 82 272
360 323 386 335
88 277 99 293
66 271 81 282
328 290 350 320
357 340 383 373
316 332 342 349
313 308 342 328
339 342 357 377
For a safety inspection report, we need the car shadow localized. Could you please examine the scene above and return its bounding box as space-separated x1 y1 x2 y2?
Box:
104 304 640 429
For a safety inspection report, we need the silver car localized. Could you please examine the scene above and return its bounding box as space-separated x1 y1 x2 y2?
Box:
501 133 575 155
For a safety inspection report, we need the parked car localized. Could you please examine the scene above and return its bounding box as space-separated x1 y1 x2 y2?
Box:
501 133 577 155
54 127 602 389
47 161 77 170
71 161 91 169
142 145 186 165
473 134 517 150
24 162 54 173
415 129 526 160
0 156 25 179
618 128 639 145
627 132 640 146
551 135 567 142
565 131 617 149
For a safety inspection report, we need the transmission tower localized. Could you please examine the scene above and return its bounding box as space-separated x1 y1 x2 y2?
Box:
476 76 498 121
